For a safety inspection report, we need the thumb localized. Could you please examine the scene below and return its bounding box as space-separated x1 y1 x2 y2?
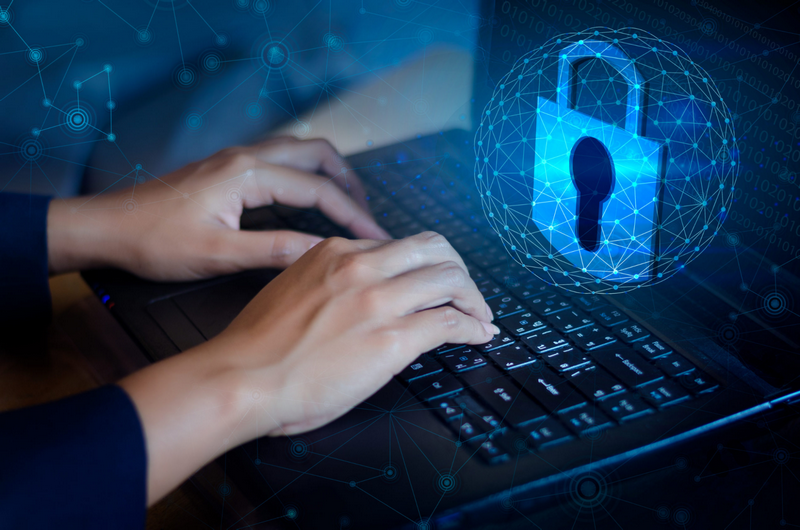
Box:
226 230 324 270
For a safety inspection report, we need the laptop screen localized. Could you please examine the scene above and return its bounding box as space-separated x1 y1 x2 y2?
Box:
469 1 800 391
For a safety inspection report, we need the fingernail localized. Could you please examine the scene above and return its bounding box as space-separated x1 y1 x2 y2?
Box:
481 321 500 336
484 302 494 321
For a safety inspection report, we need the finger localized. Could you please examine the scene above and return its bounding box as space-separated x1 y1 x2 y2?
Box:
242 163 390 240
393 307 499 370
222 230 324 270
374 261 493 322
360 231 469 278
249 137 371 211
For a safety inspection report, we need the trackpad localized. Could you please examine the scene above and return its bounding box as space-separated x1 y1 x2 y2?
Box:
172 270 279 340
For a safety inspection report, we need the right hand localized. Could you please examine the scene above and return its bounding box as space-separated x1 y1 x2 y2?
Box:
120 231 499 505
216 231 499 436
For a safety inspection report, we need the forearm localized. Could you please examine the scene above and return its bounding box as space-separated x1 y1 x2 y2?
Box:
118 339 280 505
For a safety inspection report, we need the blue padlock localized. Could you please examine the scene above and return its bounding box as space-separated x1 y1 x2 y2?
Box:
533 41 665 283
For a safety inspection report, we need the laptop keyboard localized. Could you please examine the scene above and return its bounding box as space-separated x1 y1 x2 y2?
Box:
269 153 720 466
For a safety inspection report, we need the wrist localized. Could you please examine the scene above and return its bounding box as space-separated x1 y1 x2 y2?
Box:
47 198 118 274
196 335 288 441
120 341 279 504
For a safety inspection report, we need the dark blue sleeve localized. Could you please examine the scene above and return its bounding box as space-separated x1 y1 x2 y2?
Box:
0 385 148 529
0 193 53 329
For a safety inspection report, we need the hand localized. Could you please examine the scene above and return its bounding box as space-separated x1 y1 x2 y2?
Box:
47 137 388 280
118 232 498 504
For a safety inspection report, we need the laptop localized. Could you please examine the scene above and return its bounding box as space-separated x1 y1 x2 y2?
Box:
83 1 800 528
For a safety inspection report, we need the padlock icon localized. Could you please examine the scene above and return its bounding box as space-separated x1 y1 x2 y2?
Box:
533 41 665 283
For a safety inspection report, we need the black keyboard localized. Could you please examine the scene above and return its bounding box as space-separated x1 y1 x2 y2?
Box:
269 152 720 466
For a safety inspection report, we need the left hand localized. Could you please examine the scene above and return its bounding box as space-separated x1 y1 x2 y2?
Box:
47 137 388 280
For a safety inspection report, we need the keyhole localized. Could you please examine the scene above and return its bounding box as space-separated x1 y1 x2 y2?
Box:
570 137 615 252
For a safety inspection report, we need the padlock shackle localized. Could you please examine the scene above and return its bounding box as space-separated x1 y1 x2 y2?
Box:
557 40 645 136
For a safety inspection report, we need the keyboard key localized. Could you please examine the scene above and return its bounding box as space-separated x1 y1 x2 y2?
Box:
546 309 594 334
452 417 487 442
472 438 510 465
570 326 617 351
510 368 586 413
475 330 515 352
614 323 651 343
489 344 540 371
502 312 547 337
510 282 552 300
599 393 654 422
378 212 413 229
393 222 426 238
453 387 497 416
566 365 626 401
487 295 526 319
437 222 470 240
528 293 571 316
432 398 464 422
640 380 691 408
655 355 696 377
408 373 463 402
590 348 664 388
430 343 465 355
465 262 488 282
450 233 491 252
458 363 505 389
571 294 608 312
476 279 504 300
560 405 614 436
526 418 574 450
439 348 487 372
470 377 548 428
466 251 505 270
487 262 525 284
464 409 505 435
591 307 628 327
542 347 591 373
634 339 673 360
398 355 443 382
520 328 570 353
679 372 719 395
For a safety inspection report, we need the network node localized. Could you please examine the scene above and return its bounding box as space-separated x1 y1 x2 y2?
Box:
261 40 290 69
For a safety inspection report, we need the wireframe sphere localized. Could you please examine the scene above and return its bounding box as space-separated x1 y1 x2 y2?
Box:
474 27 738 294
